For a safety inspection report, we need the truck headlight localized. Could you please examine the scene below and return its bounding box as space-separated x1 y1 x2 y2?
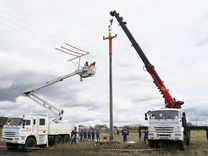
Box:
175 134 181 137
21 136 25 140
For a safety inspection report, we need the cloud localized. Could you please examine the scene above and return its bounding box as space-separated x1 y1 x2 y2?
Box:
184 98 208 122
194 13 208 46
0 0 208 126
0 70 56 101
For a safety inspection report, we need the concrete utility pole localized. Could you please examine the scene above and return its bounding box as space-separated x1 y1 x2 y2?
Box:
103 19 117 142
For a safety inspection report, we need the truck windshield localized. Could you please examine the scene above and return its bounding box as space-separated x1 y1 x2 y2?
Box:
150 110 179 120
6 118 23 126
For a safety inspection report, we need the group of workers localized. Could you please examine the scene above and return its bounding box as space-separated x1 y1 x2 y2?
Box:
117 128 149 143
71 127 100 144
71 127 149 144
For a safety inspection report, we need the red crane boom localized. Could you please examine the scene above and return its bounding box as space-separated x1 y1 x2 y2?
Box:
110 10 184 108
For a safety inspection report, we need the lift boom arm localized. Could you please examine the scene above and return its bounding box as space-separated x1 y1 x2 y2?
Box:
24 65 96 123
110 11 184 108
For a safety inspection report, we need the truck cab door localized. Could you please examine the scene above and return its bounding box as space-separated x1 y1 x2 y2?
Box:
37 117 48 145
22 119 32 133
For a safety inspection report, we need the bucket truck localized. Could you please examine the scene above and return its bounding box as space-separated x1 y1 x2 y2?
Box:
110 10 190 150
1 63 96 151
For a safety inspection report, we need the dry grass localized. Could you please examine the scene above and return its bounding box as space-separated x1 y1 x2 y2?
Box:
0 130 207 156
31 130 208 156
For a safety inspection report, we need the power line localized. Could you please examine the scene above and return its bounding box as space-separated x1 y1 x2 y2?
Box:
0 16 55 48
0 8 61 46
0 8 91 57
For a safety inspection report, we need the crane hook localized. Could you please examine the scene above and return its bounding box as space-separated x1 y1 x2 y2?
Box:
110 18 113 25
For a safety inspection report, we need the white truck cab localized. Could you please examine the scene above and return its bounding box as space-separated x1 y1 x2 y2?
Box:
1 115 72 151
145 109 190 150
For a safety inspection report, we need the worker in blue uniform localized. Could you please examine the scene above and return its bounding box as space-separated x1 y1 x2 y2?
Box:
71 127 78 144
122 128 129 143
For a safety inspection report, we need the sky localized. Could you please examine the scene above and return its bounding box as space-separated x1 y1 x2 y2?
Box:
0 0 208 127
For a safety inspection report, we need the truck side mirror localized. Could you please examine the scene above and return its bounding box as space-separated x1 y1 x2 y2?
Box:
182 112 187 127
22 120 25 128
22 121 25 128
145 113 148 120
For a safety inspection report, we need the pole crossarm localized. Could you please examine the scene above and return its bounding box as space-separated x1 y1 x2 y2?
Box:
103 19 117 41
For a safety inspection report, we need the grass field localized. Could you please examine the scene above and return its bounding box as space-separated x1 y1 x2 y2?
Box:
28 131 208 155
0 131 208 156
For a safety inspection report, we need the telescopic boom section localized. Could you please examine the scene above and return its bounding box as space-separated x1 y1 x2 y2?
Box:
24 64 96 123
110 10 184 108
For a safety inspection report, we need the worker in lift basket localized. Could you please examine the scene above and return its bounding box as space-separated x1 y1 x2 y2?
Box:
89 61 96 67
84 61 89 67
71 127 78 144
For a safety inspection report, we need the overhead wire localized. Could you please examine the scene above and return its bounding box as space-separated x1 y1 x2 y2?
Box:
0 16 55 48
0 8 139 76
0 9 144 116
0 8 117 79
0 8 58 44
0 8 90 60
0 8 64 47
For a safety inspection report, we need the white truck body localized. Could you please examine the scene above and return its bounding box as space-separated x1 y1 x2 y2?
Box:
1 115 73 146
147 108 190 150
148 109 184 141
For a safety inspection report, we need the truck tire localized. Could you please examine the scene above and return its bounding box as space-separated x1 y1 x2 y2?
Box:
54 135 63 146
179 140 187 150
24 137 37 152
148 140 158 148
63 135 70 144
178 135 187 151
48 135 55 146
187 131 190 145
6 143 19 150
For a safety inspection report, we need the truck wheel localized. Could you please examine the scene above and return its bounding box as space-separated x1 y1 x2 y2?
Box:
48 135 55 146
24 137 36 152
6 143 19 150
187 131 190 145
178 136 187 151
63 135 70 144
179 141 187 151
148 140 154 148
54 135 63 146
148 140 158 148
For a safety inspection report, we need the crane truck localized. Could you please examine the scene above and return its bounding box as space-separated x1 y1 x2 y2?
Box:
1 63 96 151
110 11 190 150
